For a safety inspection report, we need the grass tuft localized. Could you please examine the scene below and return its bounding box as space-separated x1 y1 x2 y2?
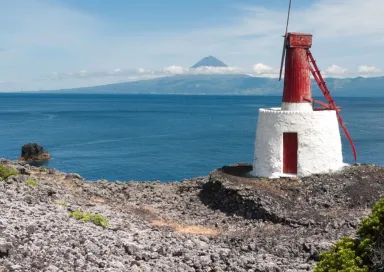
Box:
24 178 39 187
69 210 109 227
0 165 18 180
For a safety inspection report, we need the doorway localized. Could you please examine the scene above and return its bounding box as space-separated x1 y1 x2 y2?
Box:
283 132 298 174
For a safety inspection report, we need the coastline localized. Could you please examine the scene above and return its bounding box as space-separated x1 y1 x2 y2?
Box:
1 158 383 271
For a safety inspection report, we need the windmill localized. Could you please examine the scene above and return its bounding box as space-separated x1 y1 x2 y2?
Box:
251 0 357 178
278 0 357 161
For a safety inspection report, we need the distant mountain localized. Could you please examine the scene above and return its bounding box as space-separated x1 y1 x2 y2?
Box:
191 56 228 68
42 74 384 97
37 54 384 96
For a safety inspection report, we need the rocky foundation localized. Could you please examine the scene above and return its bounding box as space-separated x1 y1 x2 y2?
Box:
1 159 384 272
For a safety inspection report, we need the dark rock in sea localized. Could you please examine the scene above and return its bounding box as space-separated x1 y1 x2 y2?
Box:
18 143 51 162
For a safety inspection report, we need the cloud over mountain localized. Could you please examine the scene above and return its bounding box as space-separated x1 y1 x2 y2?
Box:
358 65 381 74
252 63 276 75
326 65 348 75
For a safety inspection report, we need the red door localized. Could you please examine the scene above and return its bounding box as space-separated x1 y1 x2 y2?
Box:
283 133 298 174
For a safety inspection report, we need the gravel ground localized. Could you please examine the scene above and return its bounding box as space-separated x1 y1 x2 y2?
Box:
0 159 383 272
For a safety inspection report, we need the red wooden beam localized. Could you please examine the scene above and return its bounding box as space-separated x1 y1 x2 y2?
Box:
307 50 357 162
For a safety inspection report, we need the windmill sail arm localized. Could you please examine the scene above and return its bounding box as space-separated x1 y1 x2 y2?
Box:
279 0 292 81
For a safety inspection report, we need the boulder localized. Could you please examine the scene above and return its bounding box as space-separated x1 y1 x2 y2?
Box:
18 143 51 162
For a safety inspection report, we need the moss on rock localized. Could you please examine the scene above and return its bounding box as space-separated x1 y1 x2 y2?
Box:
69 210 109 228
0 165 18 180
24 178 39 187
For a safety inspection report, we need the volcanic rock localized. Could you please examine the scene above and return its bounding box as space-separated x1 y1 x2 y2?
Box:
18 142 50 162
0 159 384 271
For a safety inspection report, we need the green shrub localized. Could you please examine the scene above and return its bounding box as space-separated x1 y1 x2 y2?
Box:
358 199 384 244
0 165 18 180
358 199 384 271
69 210 109 227
70 210 90 221
315 198 384 271
314 238 368 272
24 178 39 187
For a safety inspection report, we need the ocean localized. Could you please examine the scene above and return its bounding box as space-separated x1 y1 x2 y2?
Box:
0 94 383 182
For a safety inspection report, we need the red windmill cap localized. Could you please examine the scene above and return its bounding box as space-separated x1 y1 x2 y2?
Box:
286 33 312 49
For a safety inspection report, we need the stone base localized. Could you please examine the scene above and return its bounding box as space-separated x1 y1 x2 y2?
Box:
201 163 383 227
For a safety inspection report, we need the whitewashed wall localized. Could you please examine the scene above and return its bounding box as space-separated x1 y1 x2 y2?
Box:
252 108 344 178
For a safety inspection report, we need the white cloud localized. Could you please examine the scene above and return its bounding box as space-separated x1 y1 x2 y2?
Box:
37 65 244 82
250 63 280 78
252 63 275 75
190 66 243 75
161 65 242 75
138 68 152 74
326 65 347 75
358 65 381 73
164 66 188 75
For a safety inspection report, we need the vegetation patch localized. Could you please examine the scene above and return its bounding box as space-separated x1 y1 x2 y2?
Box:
315 198 384 272
0 165 18 180
24 178 39 187
69 210 109 228
40 166 49 172
52 201 68 207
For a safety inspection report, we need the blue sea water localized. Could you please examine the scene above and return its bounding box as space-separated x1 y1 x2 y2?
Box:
0 94 383 182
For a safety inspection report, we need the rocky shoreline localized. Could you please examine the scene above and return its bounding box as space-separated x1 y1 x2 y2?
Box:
1 159 384 272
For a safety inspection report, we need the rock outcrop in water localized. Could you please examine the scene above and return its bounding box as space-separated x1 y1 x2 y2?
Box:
0 159 384 271
18 143 50 162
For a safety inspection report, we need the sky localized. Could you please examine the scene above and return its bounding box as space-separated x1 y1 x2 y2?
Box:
0 0 383 91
